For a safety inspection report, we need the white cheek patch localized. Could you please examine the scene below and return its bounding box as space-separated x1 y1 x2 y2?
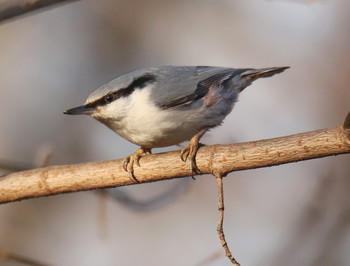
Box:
128 87 156 118
106 97 132 118
122 85 176 145
127 86 164 127
91 95 131 126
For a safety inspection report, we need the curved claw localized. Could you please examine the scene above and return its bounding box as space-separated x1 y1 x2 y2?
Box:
180 147 190 162
190 157 201 175
180 143 201 177
122 147 152 182
180 129 207 177
122 156 130 172
122 156 137 182
135 156 141 167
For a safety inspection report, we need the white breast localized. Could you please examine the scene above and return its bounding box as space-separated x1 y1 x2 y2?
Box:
94 85 199 148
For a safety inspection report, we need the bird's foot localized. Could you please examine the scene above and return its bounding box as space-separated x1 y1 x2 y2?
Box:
180 129 207 178
123 147 152 182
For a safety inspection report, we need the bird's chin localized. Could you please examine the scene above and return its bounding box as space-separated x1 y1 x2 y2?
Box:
93 116 113 125
92 115 123 133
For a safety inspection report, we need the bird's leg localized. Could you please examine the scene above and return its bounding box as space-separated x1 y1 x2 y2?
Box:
123 147 152 182
180 129 207 176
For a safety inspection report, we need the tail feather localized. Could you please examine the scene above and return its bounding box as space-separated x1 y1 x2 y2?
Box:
241 66 290 79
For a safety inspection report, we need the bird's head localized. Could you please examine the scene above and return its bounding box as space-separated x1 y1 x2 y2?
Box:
64 70 157 123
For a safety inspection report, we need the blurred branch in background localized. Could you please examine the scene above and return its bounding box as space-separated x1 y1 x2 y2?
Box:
195 250 223 266
269 0 324 4
0 0 79 23
272 171 350 266
1 117 349 204
0 159 32 174
269 115 350 266
0 247 50 266
96 182 191 237
0 144 53 175
104 180 191 212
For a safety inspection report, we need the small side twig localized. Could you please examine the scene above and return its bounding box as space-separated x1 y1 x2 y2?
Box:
215 173 240 266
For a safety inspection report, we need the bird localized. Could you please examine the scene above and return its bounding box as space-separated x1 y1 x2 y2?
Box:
64 65 289 182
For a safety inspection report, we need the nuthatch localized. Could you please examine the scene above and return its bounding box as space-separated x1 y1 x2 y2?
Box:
64 66 288 181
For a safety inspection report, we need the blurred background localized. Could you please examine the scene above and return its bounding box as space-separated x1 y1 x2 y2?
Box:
0 0 349 265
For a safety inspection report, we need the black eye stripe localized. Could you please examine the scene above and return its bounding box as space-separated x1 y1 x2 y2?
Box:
128 74 156 90
85 74 156 109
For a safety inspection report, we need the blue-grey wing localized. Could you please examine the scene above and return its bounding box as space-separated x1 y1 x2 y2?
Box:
152 66 249 109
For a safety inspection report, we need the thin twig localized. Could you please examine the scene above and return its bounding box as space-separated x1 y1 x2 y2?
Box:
0 121 350 204
215 173 240 265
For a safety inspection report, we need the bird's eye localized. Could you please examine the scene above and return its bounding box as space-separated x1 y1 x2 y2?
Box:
104 94 114 104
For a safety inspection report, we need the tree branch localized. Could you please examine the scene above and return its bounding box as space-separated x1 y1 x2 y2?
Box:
0 0 78 23
1 118 350 204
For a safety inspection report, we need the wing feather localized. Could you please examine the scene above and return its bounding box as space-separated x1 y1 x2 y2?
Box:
155 66 247 109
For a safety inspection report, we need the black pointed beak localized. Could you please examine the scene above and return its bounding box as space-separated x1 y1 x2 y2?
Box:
64 105 94 115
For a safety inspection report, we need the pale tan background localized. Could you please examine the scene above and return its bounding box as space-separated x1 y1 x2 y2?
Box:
0 0 349 265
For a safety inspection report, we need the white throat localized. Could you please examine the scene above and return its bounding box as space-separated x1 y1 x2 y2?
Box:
93 85 176 147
